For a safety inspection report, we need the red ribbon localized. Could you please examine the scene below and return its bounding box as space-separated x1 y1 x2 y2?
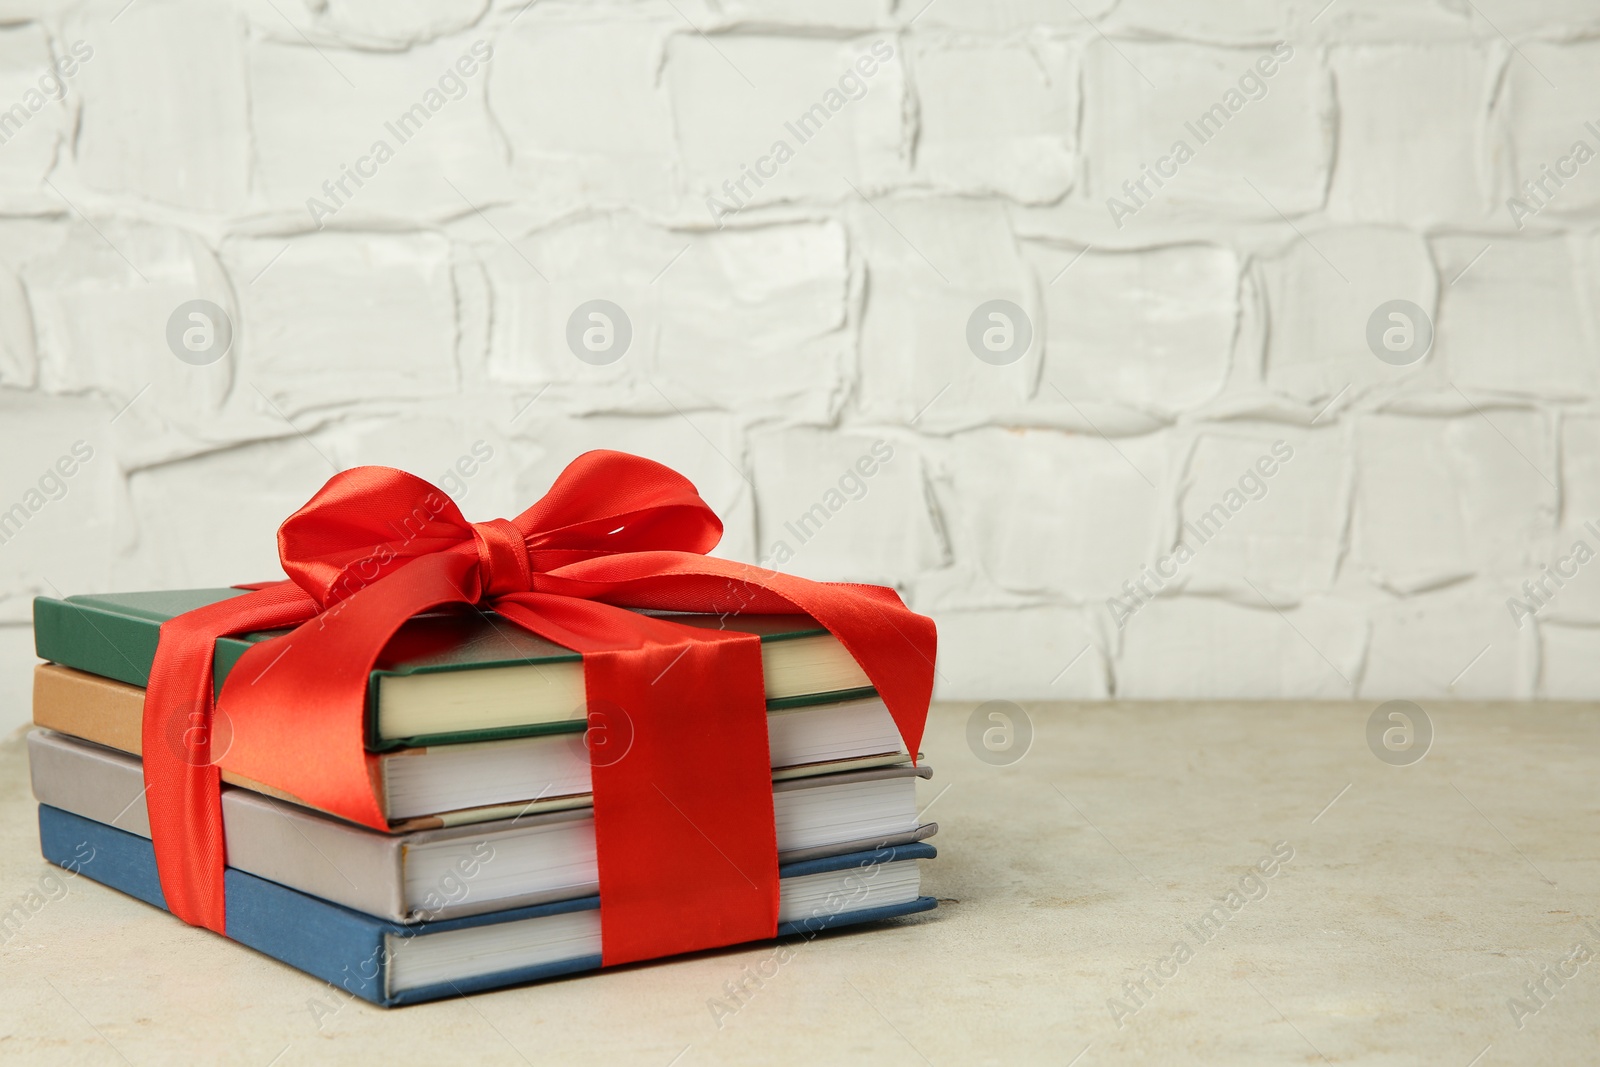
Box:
142 452 936 965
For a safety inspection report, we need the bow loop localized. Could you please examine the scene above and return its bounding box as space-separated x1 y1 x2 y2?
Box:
278 467 473 608
513 450 725 563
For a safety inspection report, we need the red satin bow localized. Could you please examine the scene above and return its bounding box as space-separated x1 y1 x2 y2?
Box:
142 451 936 965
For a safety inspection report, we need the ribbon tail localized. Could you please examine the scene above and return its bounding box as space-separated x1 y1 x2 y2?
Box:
143 583 319 933
494 594 778 966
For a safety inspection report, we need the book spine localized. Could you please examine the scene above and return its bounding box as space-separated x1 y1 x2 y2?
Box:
38 806 396 1007
33 598 155 689
32 597 257 697
31 730 411 922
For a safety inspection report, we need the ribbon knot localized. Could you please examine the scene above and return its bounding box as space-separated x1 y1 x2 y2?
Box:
469 518 532 598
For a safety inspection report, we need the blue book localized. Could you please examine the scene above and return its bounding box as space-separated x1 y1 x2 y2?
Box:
39 804 936 1007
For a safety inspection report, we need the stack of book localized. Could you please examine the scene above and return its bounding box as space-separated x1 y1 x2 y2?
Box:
28 589 938 1006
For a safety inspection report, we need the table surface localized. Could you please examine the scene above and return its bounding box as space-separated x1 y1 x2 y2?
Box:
0 701 1596 1066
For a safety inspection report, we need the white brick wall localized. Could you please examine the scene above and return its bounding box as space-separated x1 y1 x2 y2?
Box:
1 0 1598 733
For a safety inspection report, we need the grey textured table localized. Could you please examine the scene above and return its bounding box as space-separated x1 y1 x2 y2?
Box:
1 702 1596 1065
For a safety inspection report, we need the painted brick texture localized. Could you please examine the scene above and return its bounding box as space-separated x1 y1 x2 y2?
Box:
0 1 1595 732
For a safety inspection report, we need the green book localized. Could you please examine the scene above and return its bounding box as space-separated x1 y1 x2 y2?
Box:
33 590 877 751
